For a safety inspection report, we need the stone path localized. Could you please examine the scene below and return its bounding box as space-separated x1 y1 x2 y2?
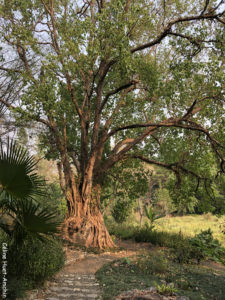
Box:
32 274 102 300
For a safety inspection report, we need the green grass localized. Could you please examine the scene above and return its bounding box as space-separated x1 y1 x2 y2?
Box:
107 213 225 247
154 214 225 247
96 251 225 300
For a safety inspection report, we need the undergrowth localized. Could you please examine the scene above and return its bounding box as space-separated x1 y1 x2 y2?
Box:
96 251 225 300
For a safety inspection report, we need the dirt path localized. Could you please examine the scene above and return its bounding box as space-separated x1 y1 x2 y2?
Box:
25 241 150 300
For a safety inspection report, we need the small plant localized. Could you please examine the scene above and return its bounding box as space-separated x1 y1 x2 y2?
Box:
122 257 131 265
144 205 164 230
154 282 178 296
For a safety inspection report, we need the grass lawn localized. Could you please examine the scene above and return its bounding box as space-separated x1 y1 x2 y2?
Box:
154 214 225 247
96 250 225 300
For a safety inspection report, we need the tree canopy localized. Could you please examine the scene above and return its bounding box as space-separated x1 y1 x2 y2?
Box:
0 0 224 248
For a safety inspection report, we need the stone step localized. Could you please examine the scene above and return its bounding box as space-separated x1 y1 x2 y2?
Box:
46 293 100 299
49 286 100 293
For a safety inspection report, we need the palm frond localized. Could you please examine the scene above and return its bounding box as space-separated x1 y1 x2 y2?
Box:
0 139 61 241
0 139 45 200
1 198 60 238
14 199 60 238
0 220 12 236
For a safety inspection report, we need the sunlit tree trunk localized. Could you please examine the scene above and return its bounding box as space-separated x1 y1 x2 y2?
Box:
60 159 115 249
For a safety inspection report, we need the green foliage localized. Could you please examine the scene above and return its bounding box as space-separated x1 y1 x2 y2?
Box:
0 140 64 298
189 229 225 264
144 206 164 230
0 232 65 299
101 159 150 216
0 139 45 200
111 199 132 224
169 229 225 265
107 222 137 240
154 282 178 296
9 237 65 282
134 227 186 249
0 140 61 242
37 182 67 220
153 187 174 215
170 234 204 264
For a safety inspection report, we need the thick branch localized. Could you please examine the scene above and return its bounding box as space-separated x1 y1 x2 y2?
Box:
100 80 135 112
128 155 208 190
91 59 116 151
57 160 66 195
201 0 210 15
131 11 224 53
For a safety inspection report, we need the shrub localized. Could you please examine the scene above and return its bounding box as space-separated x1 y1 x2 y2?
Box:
111 199 132 223
171 236 203 264
0 235 65 299
170 229 225 264
10 237 65 282
189 229 225 264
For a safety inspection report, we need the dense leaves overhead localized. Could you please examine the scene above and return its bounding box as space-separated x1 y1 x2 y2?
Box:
0 0 224 194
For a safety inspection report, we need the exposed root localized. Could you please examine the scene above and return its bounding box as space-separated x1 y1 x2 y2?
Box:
62 215 115 249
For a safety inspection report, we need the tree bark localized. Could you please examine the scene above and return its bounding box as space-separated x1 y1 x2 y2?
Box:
61 166 115 249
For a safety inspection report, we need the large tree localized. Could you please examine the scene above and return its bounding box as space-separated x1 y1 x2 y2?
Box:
0 0 224 248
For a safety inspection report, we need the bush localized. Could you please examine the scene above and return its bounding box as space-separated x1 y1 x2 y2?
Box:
170 229 225 264
10 237 64 281
189 229 225 264
111 199 132 223
171 235 204 264
0 234 65 299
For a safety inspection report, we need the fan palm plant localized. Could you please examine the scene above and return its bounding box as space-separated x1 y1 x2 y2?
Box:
0 139 61 242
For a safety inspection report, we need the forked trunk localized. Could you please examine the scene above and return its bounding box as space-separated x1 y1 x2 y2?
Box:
62 181 115 249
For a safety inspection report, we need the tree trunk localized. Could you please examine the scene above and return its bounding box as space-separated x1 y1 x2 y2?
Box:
61 179 115 249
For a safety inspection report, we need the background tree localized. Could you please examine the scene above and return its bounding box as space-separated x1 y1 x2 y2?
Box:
0 0 224 248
